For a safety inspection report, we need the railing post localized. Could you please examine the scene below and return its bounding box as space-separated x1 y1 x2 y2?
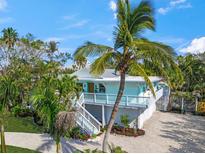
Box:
106 94 109 104
126 96 128 106
94 93 96 103
102 105 105 128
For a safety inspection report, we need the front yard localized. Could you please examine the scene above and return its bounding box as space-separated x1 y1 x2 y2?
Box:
5 115 44 133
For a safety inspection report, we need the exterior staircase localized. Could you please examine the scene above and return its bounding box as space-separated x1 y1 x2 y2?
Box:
74 93 102 135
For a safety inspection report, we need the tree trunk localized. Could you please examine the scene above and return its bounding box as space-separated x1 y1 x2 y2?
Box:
1 124 6 153
102 72 126 152
195 97 198 113
56 142 61 153
181 97 184 114
56 135 61 153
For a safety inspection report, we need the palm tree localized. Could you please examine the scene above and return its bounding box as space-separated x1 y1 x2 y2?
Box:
0 76 18 153
32 74 79 153
74 55 87 70
2 27 18 49
46 41 59 61
74 0 180 152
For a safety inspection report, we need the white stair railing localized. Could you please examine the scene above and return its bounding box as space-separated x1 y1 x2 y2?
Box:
75 93 102 135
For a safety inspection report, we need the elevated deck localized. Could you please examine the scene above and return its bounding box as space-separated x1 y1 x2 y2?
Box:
82 88 163 108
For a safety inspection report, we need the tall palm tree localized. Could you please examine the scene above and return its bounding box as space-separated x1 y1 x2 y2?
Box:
0 76 18 153
74 0 181 152
2 27 18 49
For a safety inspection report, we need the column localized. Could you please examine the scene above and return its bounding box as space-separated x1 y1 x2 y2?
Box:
102 105 105 128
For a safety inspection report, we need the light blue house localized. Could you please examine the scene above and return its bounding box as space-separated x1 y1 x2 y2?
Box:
73 67 169 135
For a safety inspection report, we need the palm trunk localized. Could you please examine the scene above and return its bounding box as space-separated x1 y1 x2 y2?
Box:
56 135 61 153
102 72 126 152
1 124 6 153
56 142 61 153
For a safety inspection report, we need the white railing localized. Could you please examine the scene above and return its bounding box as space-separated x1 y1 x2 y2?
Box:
75 93 102 134
83 93 150 107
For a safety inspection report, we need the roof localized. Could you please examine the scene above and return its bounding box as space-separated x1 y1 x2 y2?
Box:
73 67 162 82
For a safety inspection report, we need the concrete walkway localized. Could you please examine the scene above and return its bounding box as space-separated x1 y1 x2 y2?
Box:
5 111 205 153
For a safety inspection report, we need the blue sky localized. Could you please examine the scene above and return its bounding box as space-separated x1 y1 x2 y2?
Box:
0 0 205 62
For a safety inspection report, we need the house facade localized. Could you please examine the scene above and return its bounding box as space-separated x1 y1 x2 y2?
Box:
73 67 170 135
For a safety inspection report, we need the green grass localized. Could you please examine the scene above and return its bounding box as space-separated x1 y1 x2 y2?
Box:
3 145 39 153
5 115 44 133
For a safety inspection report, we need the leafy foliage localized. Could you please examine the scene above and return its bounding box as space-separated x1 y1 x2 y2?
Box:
120 115 129 128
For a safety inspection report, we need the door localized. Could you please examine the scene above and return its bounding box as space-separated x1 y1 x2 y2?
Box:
88 83 94 93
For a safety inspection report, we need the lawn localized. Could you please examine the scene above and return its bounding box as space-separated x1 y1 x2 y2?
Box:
4 145 39 153
5 115 44 133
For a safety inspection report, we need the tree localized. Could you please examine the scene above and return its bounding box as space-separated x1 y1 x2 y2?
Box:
31 74 79 153
74 55 87 70
46 41 59 61
0 76 18 152
2 27 18 49
74 0 180 152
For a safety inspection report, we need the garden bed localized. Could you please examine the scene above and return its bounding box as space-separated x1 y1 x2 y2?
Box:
111 125 145 137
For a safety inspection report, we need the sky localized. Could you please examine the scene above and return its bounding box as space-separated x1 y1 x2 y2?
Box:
0 0 205 64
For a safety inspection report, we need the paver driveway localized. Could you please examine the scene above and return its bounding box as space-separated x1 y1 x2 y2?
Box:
5 111 205 153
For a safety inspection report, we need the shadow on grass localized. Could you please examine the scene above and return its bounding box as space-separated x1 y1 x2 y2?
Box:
160 113 205 153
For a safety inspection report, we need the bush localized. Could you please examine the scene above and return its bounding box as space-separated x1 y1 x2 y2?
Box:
66 126 91 141
67 127 81 139
120 115 129 128
74 148 103 153
109 143 127 153
11 105 32 117
11 105 21 117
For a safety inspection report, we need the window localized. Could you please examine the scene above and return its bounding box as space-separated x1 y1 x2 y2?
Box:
99 84 106 93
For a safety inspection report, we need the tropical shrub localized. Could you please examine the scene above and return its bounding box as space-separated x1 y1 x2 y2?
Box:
66 126 91 141
74 145 127 153
120 115 129 128
109 144 127 153
11 106 32 117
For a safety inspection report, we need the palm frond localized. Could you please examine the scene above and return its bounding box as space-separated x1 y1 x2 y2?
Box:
90 52 120 76
73 41 113 59
114 0 155 49
128 61 155 97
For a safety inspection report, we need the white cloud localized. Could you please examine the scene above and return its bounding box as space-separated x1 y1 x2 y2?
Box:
60 20 89 30
109 0 117 19
45 37 65 42
0 17 13 24
180 37 205 54
109 0 117 12
158 7 170 15
0 0 7 11
170 0 186 6
158 0 192 15
177 3 192 9
62 15 77 20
